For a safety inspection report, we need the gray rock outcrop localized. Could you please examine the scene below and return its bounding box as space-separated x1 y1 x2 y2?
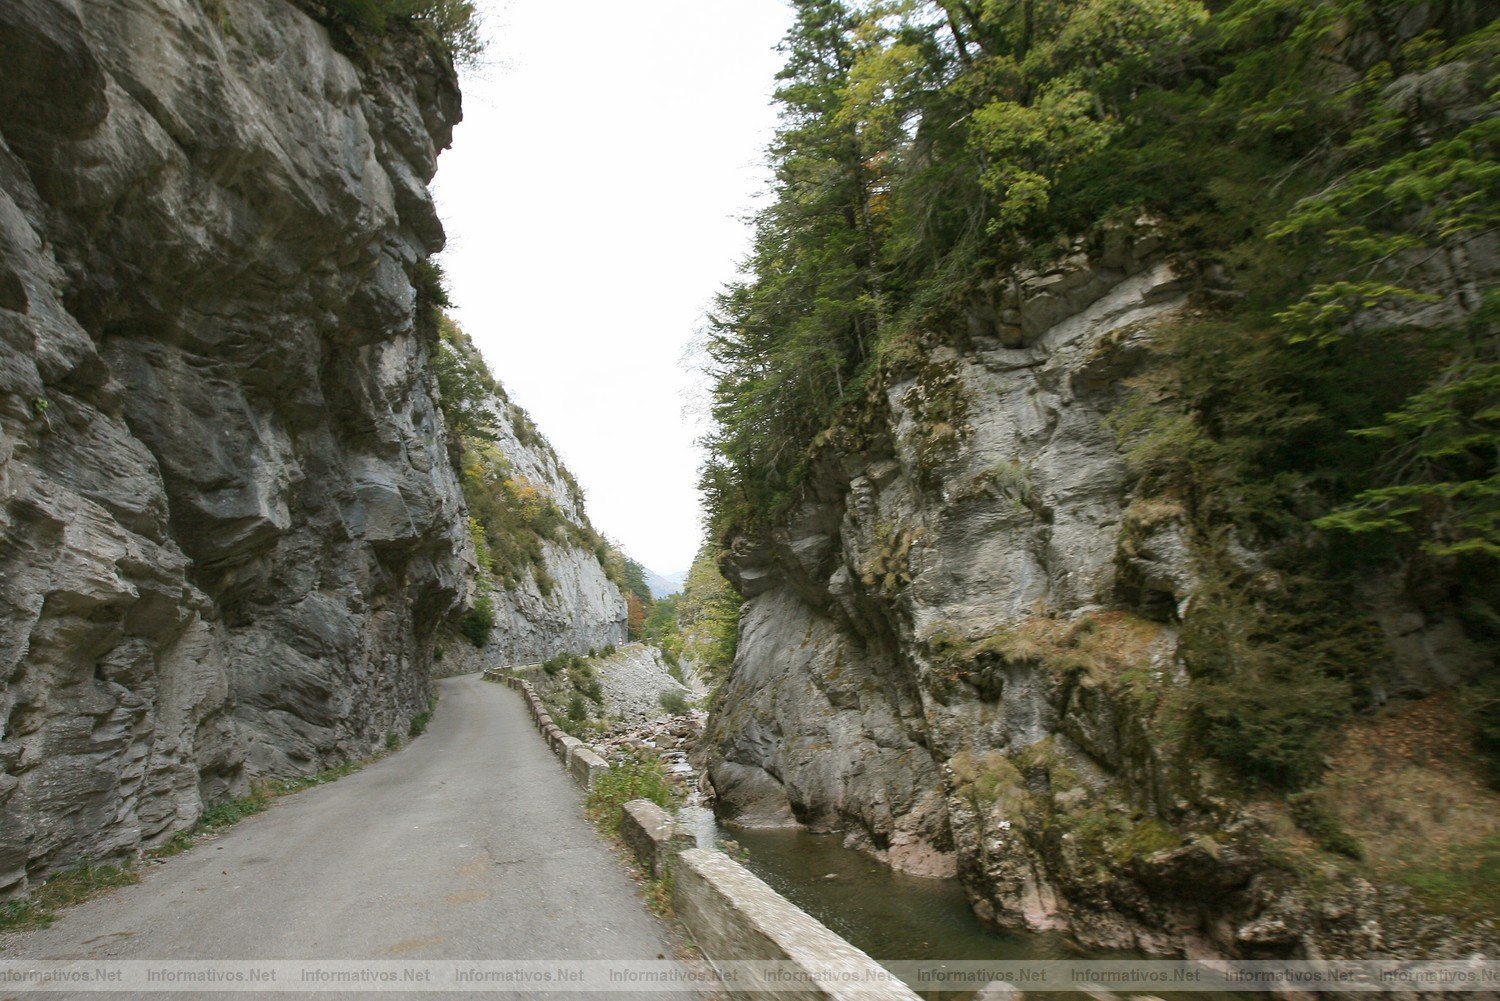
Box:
0 0 632 898
439 391 627 674
705 216 1498 956
0 0 601 900
473 541 628 670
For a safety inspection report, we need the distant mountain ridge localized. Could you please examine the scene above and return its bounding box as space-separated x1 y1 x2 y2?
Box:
643 567 688 599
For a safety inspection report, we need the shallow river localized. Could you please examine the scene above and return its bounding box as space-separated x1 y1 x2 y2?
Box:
732 829 1075 963
713 823 1228 1001
728 827 1078 999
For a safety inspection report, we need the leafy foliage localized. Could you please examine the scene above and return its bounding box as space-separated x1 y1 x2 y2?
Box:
584 750 680 837
458 593 493 647
436 316 617 602
297 0 482 64
649 546 742 684
645 594 680 646
1315 296 1500 559
542 650 588 675
659 689 691 715
703 0 1498 782
433 319 501 444
569 659 605 704
596 548 654 639
462 448 572 593
1178 560 1395 789
702 0 1224 534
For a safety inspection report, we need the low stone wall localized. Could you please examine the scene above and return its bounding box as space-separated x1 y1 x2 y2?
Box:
620 799 675 878
491 671 918 1001
496 674 613 795
673 848 922 1001
570 747 609 790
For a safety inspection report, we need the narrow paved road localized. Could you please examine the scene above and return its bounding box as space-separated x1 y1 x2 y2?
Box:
1 675 698 998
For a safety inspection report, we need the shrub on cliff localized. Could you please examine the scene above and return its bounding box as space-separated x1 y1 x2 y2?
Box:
299 0 481 64
1178 568 1392 789
461 453 569 593
458 593 494 648
433 347 499 445
434 317 629 609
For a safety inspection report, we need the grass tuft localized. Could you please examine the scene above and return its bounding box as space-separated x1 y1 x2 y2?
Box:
409 706 433 738
584 750 680 838
1391 836 1500 923
0 865 140 933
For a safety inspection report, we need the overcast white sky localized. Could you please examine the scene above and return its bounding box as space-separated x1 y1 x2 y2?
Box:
432 0 791 575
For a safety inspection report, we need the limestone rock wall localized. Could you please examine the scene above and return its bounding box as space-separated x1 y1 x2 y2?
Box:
708 225 1191 876
476 543 629 670
474 397 627 668
0 0 470 895
436 390 628 675
704 215 1497 957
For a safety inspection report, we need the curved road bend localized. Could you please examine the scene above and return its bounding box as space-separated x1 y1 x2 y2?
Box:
1 674 702 1000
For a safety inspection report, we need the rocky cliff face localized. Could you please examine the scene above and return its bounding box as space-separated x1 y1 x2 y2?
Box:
705 217 1498 957
474 540 628 670
437 384 628 674
0 0 604 899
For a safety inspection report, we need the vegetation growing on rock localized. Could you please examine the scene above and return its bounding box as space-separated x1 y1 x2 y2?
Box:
641 546 742 687
701 0 1497 784
432 318 641 645
700 0 1498 956
295 0 482 64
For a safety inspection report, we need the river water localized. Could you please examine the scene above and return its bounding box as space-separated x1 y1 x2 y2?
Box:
727 827 1078 1000
674 806 1224 1001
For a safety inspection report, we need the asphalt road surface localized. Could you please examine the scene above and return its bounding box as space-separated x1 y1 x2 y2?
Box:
0 674 701 999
